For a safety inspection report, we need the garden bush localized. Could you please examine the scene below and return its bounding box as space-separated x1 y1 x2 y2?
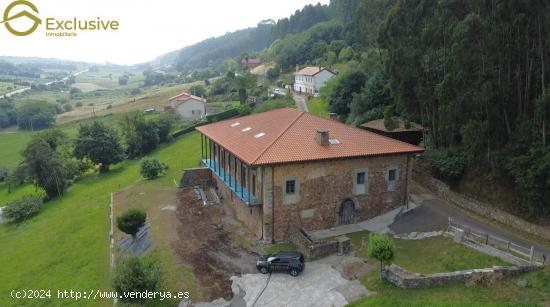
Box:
116 209 146 238
112 256 162 304
2 195 43 223
139 158 168 180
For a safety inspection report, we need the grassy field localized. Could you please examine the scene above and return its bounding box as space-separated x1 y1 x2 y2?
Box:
0 132 202 306
306 97 329 117
348 231 507 274
351 266 550 306
345 230 550 306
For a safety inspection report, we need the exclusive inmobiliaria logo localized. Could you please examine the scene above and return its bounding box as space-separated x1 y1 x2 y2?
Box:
0 0 119 37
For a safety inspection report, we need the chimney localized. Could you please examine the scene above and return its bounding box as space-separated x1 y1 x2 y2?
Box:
315 129 330 146
295 65 299 73
328 113 338 121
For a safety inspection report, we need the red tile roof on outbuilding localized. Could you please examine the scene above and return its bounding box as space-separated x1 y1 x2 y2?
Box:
170 92 206 106
196 108 424 166
294 66 335 76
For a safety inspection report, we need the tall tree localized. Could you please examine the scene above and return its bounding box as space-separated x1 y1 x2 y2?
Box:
74 121 126 173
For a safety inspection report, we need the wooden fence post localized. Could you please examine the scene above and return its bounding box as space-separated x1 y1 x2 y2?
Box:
530 246 535 263
485 234 489 245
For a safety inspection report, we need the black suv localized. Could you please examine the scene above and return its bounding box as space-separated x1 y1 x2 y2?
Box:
256 251 305 277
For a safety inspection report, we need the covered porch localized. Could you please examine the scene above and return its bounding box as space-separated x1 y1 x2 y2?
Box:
200 134 261 206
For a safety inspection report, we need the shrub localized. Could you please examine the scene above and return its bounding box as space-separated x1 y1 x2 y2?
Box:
2 195 43 222
75 101 83 107
116 209 146 238
112 256 162 304
428 147 466 180
63 104 73 112
367 233 395 279
139 158 168 180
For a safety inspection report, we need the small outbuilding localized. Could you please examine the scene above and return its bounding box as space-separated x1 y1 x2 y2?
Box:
169 92 206 120
361 119 425 146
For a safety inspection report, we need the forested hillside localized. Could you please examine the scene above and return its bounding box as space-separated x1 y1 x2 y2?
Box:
153 0 549 219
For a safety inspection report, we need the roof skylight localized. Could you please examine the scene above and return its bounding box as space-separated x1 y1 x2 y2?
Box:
329 138 341 145
230 122 240 127
254 132 266 138
242 127 252 132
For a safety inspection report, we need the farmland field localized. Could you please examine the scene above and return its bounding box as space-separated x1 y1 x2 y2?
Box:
0 132 202 306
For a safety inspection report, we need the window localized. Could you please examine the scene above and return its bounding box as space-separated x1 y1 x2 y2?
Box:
356 172 365 185
285 180 296 194
388 169 397 181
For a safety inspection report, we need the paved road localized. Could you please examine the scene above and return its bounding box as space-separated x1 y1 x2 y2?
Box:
292 93 308 112
390 193 550 257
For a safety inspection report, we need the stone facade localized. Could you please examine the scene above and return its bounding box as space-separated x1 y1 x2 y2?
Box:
383 264 539 289
264 154 411 241
209 152 413 242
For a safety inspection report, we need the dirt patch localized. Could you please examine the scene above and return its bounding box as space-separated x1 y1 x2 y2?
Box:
174 188 258 301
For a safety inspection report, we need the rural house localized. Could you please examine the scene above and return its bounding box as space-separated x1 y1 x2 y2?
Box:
195 108 424 241
241 58 262 69
169 92 206 119
293 66 335 95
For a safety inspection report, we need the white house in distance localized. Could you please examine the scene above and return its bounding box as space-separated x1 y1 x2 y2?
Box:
293 66 335 95
169 92 206 119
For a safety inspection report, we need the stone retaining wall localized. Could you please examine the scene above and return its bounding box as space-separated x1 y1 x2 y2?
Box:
180 167 212 188
383 264 539 289
414 174 550 241
288 227 350 260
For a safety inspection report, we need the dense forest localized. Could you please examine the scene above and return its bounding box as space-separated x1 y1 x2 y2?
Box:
281 0 550 219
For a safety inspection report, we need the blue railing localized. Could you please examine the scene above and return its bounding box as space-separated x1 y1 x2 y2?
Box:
202 159 259 205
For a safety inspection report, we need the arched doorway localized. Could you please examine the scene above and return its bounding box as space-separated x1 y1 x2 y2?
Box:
339 199 356 225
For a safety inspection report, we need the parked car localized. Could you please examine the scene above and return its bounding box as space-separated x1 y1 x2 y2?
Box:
256 251 305 277
273 88 286 96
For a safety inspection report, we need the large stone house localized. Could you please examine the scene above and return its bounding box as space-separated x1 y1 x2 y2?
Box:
196 108 423 241
169 92 206 119
293 66 335 95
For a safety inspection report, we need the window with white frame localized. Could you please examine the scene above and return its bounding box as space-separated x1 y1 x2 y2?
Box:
353 169 368 195
386 167 399 191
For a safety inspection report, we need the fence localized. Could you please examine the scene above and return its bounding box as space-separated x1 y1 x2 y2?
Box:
448 218 545 265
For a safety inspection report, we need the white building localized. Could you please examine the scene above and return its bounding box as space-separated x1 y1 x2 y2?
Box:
169 92 206 119
293 66 335 95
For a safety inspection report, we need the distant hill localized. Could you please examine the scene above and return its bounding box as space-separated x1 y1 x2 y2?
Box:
154 21 275 71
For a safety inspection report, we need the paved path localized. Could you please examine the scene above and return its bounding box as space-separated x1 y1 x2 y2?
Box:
308 206 402 241
390 193 550 257
292 92 308 112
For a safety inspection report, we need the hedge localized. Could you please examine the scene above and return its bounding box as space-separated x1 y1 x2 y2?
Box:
171 108 240 138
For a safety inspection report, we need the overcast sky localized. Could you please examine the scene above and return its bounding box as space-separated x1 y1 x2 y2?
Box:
0 0 329 65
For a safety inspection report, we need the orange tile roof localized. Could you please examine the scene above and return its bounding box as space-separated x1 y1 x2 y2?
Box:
196 108 424 166
361 119 425 132
170 92 206 106
294 66 335 76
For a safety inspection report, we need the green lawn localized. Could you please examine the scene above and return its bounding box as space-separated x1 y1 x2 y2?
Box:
0 132 201 306
306 98 329 117
346 230 550 306
351 266 550 306
348 231 507 274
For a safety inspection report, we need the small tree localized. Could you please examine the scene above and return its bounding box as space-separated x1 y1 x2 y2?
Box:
367 233 395 279
140 158 168 180
112 256 162 305
117 209 146 238
3 194 43 223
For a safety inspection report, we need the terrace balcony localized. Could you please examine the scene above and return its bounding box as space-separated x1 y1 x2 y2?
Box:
202 159 259 206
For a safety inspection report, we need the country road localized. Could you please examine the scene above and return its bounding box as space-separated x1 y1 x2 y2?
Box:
2 69 88 98
293 92 308 112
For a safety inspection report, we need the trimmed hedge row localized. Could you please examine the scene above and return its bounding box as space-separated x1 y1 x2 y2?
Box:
171 108 241 138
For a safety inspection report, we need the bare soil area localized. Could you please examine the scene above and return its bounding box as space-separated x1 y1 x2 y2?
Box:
174 188 258 301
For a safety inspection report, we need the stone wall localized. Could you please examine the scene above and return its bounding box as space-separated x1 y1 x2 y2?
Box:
288 227 350 260
268 154 411 241
383 264 539 289
212 174 264 240
415 174 550 241
179 167 212 188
